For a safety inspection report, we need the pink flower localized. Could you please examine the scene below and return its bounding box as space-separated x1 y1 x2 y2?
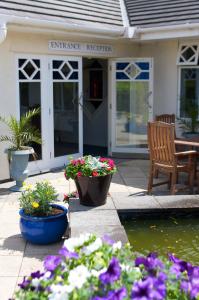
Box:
92 171 99 177
71 159 77 166
79 159 85 165
77 171 82 177
63 193 69 201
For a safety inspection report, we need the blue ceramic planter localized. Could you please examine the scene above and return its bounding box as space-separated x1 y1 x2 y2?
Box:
19 204 68 245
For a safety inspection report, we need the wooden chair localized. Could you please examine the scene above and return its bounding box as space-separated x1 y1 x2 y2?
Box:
147 121 197 195
155 114 175 124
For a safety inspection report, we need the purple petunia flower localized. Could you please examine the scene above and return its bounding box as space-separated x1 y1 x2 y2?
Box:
169 254 193 278
181 266 199 299
135 253 163 274
59 246 79 259
31 270 44 279
18 277 31 289
44 255 62 272
92 287 127 300
99 257 121 285
131 276 166 300
102 235 114 245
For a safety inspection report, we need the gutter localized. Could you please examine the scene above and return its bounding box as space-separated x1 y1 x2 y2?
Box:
133 23 199 40
0 13 126 39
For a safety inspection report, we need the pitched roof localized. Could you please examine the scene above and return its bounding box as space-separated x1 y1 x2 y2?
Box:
124 0 199 28
0 0 123 28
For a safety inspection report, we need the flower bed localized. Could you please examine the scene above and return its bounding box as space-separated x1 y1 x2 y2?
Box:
15 234 199 299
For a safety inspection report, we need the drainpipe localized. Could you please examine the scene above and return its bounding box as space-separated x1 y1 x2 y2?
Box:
0 23 7 44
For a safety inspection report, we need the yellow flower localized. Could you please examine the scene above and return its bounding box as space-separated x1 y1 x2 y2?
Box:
32 202 39 208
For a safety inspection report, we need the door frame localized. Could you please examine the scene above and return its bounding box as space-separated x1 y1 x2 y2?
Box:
16 54 83 175
109 57 154 154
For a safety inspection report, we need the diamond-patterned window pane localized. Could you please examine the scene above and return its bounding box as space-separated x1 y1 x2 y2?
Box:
61 63 70 78
33 71 40 80
33 59 40 68
182 47 195 61
68 61 78 69
53 60 63 69
178 45 199 65
69 72 78 80
19 70 26 80
24 62 36 77
125 64 140 78
53 71 63 80
18 59 26 68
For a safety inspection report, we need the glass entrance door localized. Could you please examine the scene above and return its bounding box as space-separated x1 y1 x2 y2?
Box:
49 57 83 168
111 58 153 153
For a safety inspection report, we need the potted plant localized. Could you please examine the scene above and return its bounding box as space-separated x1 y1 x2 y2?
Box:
19 181 68 244
64 155 117 206
179 98 199 138
15 233 199 300
0 108 42 191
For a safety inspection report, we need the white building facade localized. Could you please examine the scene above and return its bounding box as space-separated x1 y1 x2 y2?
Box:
0 0 199 180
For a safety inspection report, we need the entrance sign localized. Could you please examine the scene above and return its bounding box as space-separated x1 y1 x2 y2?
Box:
49 40 113 54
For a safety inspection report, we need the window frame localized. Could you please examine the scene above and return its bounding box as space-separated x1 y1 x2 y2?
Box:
178 65 199 118
177 43 199 66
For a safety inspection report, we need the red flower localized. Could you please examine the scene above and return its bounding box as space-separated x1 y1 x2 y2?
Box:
107 167 112 171
63 193 69 201
77 171 82 177
92 171 99 177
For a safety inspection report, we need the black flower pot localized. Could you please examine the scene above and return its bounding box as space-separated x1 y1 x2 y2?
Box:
74 174 112 206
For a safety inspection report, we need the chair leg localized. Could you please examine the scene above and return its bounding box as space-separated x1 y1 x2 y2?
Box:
188 168 195 194
148 163 154 195
170 172 177 195
154 169 159 178
168 173 172 189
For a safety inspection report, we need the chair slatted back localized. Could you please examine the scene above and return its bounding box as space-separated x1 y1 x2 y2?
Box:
148 121 176 165
155 114 175 124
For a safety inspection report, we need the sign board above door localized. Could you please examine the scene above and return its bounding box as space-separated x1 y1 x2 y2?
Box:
49 41 113 54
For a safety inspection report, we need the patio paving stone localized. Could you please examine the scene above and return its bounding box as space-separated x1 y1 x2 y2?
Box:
70 209 121 226
0 236 26 256
71 225 128 244
0 256 22 276
113 195 161 210
25 241 64 256
0 276 18 300
154 195 199 208
19 255 45 277
69 197 115 212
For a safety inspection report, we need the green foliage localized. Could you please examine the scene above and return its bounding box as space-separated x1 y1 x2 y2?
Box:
19 181 57 216
179 98 199 133
0 108 42 150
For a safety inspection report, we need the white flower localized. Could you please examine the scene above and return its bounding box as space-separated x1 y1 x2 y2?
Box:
40 271 51 281
68 265 90 289
113 241 122 251
48 284 69 300
91 267 106 277
31 278 40 288
64 233 91 252
83 238 102 255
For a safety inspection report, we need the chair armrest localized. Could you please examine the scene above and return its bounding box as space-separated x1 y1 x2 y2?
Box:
175 150 197 157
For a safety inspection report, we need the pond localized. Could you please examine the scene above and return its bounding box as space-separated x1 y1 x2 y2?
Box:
120 210 199 265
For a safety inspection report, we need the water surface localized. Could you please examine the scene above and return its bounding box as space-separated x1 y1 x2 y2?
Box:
121 212 199 264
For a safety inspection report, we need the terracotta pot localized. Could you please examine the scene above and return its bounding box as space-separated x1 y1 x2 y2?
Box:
75 174 112 206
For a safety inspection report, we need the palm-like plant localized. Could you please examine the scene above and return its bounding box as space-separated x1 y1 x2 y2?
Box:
0 108 42 150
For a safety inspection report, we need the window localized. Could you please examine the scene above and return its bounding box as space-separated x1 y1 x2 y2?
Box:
179 68 199 118
18 58 42 160
178 44 199 119
177 44 199 65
